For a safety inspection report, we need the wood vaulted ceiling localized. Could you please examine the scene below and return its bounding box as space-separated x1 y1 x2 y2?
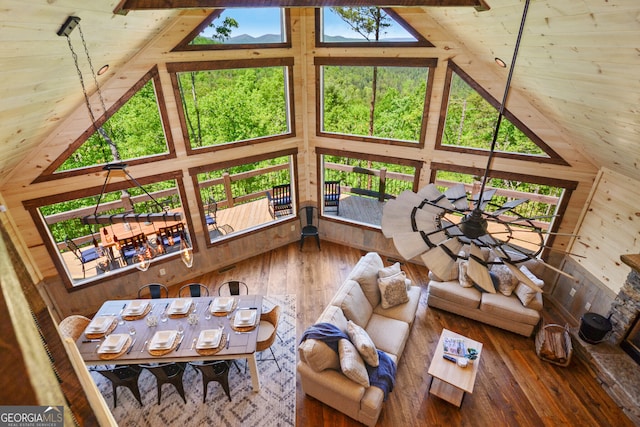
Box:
0 0 638 188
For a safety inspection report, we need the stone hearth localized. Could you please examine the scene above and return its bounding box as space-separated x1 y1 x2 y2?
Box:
569 254 640 426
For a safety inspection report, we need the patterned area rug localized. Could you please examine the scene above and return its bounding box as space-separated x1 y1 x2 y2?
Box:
90 295 296 426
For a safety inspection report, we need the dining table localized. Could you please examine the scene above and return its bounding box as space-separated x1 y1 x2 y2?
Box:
75 294 263 392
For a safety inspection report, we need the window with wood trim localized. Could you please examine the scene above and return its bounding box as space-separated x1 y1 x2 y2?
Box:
317 57 435 147
318 148 421 226
168 58 294 153
437 62 568 165
190 151 297 245
29 174 191 288
174 8 290 51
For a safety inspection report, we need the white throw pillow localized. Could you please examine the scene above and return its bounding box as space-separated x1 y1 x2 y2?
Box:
378 262 401 278
299 339 340 372
346 320 379 367
514 265 545 306
490 261 519 296
339 338 370 387
378 271 409 309
348 252 384 307
458 260 473 288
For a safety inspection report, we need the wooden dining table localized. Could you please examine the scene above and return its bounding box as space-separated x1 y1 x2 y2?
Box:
75 295 263 392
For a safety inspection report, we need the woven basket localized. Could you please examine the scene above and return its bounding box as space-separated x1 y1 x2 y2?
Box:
535 323 573 367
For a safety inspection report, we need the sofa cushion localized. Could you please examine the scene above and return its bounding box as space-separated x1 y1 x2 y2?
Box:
299 338 341 372
428 280 481 309
318 304 349 333
347 252 384 307
339 338 370 387
378 272 409 309
365 314 409 358
334 280 373 328
373 285 421 324
347 320 379 367
480 293 541 325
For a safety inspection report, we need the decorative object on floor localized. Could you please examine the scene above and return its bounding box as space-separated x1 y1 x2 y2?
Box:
535 323 572 367
381 0 568 292
90 294 296 426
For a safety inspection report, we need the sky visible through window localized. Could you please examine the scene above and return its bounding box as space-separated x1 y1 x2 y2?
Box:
199 7 413 41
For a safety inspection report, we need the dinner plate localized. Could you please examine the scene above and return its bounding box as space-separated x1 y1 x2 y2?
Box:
123 300 148 316
168 299 192 315
234 309 256 327
211 297 233 312
86 316 115 333
98 334 128 353
196 329 222 349
149 330 178 350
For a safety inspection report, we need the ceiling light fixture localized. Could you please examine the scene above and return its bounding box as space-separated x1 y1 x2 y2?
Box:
97 64 110 75
494 57 507 68
381 0 568 292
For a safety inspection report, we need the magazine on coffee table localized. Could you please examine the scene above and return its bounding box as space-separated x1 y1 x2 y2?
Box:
443 337 467 357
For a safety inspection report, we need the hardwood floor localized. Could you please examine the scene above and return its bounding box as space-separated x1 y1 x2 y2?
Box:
171 240 633 427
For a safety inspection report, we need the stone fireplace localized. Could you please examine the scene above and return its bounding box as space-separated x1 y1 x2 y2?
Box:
571 254 640 425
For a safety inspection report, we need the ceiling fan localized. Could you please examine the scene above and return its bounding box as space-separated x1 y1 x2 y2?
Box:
381 0 554 293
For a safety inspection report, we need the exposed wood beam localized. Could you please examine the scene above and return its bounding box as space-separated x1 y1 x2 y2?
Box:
115 0 490 14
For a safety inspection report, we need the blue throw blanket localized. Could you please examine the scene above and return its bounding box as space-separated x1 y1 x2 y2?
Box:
300 322 397 400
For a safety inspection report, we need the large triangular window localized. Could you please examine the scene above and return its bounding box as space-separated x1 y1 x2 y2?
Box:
174 8 290 51
36 67 174 183
317 7 433 47
437 62 567 165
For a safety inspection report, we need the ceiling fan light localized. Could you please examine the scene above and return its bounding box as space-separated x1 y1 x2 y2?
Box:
495 57 507 68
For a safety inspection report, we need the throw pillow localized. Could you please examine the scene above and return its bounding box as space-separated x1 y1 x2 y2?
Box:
514 265 545 306
338 338 370 387
348 252 384 307
458 260 473 288
339 280 374 328
378 262 401 278
490 261 519 296
346 320 379 367
299 339 341 372
378 271 409 309
473 272 500 293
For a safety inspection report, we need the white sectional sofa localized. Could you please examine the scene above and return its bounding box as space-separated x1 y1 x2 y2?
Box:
297 252 421 426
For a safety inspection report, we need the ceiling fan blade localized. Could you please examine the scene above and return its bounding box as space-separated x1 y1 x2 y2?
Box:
467 244 496 293
502 261 544 293
392 232 433 260
382 199 440 237
490 198 528 216
444 184 469 211
420 238 462 280
417 184 455 211
472 189 497 210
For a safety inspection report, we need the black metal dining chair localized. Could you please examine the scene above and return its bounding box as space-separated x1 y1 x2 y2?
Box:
299 206 320 250
178 283 209 298
189 360 232 402
137 283 169 299
217 281 248 296
92 365 144 407
139 362 187 405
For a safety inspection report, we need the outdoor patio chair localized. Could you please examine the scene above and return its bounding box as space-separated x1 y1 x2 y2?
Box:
267 183 292 219
324 180 341 215
65 236 101 278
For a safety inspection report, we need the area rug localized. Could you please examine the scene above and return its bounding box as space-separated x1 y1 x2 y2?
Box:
89 295 296 426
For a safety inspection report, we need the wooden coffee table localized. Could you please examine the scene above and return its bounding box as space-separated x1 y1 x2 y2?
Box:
427 328 483 407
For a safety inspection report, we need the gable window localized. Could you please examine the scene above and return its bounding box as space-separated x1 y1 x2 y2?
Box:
437 62 568 165
190 149 297 244
316 7 432 47
316 57 435 147
174 8 290 50
168 58 294 153
36 67 175 182
318 148 421 227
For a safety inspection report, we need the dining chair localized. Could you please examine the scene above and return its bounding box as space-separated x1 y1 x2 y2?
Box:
58 315 91 341
178 283 209 298
65 236 101 278
323 180 341 215
137 283 169 299
252 305 281 372
139 362 187 405
217 281 248 296
299 206 320 251
92 365 144 407
189 360 232 402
